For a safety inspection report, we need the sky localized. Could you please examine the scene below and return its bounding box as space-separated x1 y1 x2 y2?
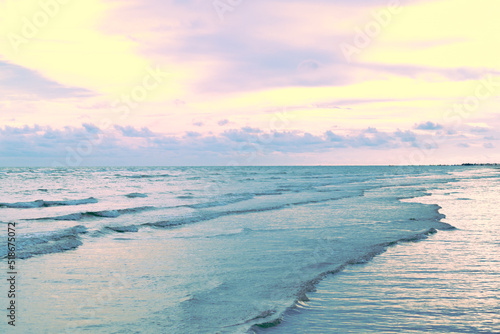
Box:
0 0 499 166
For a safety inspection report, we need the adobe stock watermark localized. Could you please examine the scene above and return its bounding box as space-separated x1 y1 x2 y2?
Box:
213 0 244 21
340 0 402 63
7 0 73 54
397 74 500 167
51 65 171 168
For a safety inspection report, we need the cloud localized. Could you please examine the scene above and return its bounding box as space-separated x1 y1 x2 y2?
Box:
83 123 102 134
0 62 91 99
0 125 42 135
350 129 394 148
185 131 201 138
241 127 262 134
395 130 417 143
325 131 344 142
114 125 155 137
1 122 499 166
483 143 495 149
415 121 443 130
469 126 489 133
222 129 251 143
0 0 156 97
2 0 500 150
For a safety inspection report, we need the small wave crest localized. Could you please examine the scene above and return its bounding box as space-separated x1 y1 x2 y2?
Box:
146 193 360 229
125 193 148 198
177 195 195 199
105 225 139 233
0 197 98 209
186 193 254 209
1 225 88 259
32 206 155 221
118 173 171 179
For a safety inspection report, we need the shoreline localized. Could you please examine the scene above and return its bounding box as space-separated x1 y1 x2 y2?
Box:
256 169 498 333
249 194 456 333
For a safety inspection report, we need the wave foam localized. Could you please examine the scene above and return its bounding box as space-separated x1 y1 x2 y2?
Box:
0 197 98 209
33 206 155 221
105 225 139 233
1 225 88 259
249 224 455 332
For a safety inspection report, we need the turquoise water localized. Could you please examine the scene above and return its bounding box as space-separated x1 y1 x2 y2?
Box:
257 168 500 333
0 166 497 333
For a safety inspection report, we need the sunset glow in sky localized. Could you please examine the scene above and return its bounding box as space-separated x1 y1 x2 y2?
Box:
1 0 499 166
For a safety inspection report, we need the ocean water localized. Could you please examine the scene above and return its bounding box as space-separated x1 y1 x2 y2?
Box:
256 168 500 334
0 166 497 333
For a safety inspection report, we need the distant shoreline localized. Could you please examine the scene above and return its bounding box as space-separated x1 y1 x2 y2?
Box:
460 163 500 166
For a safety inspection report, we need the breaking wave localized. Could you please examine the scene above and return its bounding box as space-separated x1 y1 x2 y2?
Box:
0 197 98 209
1 225 88 259
30 206 155 221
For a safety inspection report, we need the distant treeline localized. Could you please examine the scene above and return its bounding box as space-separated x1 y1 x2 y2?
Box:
461 163 500 166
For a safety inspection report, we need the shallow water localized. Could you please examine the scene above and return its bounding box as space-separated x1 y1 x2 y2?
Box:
0 166 497 333
256 168 500 334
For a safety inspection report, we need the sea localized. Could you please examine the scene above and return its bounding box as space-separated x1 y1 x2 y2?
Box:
0 166 498 333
